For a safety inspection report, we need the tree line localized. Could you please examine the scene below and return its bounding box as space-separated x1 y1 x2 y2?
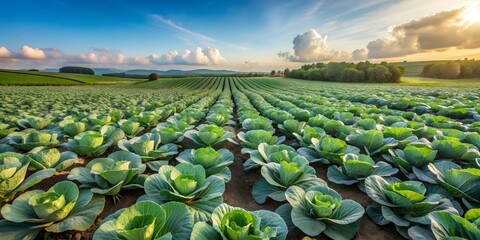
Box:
59 66 95 75
283 61 404 83
421 59 480 79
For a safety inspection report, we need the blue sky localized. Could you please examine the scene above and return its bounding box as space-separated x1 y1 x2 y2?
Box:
1 0 479 70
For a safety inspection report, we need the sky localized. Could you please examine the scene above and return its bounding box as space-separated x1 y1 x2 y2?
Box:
1 0 479 71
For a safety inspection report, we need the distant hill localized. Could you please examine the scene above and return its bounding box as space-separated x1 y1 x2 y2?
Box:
42 68 261 76
43 68 124 75
124 69 247 76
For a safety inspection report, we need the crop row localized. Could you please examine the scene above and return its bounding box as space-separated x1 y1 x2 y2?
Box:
0 77 479 239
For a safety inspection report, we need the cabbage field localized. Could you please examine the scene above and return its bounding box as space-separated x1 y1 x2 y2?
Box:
0 77 479 240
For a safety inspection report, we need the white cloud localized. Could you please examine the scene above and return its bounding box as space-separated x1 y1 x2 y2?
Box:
112 54 126 64
71 53 109 64
0 47 11 58
149 47 227 65
129 57 150 65
19 45 46 59
280 29 352 62
278 29 352 62
0 45 227 68
367 5 480 58
352 48 368 60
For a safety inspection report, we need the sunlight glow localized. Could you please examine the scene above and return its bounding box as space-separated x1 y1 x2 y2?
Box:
460 5 480 26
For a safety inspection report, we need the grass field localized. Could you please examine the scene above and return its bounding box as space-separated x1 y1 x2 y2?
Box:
0 69 144 85
395 61 443 77
399 76 480 88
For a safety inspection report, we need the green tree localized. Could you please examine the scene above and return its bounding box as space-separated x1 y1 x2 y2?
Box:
148 73 159 81
59 66 95 75
340 68 365 82
270 70 276 76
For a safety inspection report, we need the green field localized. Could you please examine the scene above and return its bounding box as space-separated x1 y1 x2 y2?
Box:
399 76 480 88
0 69 144 85
1 76 479 240
395 60 446 77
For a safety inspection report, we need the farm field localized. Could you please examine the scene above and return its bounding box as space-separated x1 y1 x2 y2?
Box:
0 69 143 85
395 61 443 77
0 77 479 240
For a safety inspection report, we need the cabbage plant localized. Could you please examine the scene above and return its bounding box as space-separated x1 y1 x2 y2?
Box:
184 124 235 148
17 116 53 130
327 153 398 191
0 181 105 239
297 137 360 165
278 119 306 138
275 185 364 240
293 126 326 147
93 201 193 240
432 139 480 163
61 122 87 137
308 117 344 136
237 130 285 153
413 209 480 239
87 114 112 126
383 144 437 179
408 209 480 240
206 113 234 126
27 147 77 172
465 133 480 149
9 130 60 150
243 143 298 171
354 118 380 130
138 162 225 222
118 133 178 171
382 127 418 148
191 203 288 240
133 111 162 127
99 125 125 145
68 151 147 200
157 119 193 132
152 127 184 144
177 147 233 182
64 130 113 157
0 122 16 139
0 152 55 203
365 175 458 237
252 156 326 204
426 161 480 209
118 119 144 138
241 117 275 132
346 130 397 155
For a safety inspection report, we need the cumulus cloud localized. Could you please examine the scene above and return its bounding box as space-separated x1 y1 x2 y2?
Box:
367 5 480 58
280 29 352 62
19 45 46 59
0 45 227 67
41 48 63 59
149 47 227 65
0 47 11 58
352 48 368 60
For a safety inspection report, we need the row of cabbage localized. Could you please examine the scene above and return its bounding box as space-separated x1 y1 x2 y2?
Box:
0 77 292 240
230 79 366 240
235 77 480 239
0 78 217 238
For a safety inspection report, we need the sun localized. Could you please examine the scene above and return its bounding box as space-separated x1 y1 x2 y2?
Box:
460 5 480 26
